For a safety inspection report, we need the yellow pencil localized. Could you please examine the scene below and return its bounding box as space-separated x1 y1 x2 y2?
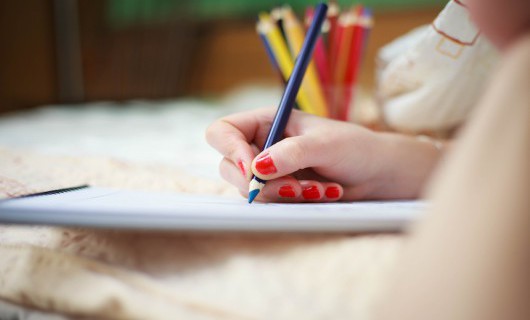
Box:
282 6 329 117
257 13 321 116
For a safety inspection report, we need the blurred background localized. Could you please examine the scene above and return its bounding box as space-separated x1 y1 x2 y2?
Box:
0 0 445 113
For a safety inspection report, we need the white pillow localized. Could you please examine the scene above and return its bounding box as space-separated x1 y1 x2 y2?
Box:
376 0 498 134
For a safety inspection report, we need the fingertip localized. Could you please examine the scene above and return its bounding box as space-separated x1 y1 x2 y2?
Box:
322 183 343 201
219 158 249 192
299 180 325 202
278 184 298 199
251 134 327 182
238 188 248 199
251 151 278 179
237 159 252 181
246 179 343 203
205 117 257 178
261 177 303 202
204 121 217 146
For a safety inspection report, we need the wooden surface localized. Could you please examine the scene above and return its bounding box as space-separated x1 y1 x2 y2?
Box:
190 9 439 95
0 1 57 112
0 5 438 111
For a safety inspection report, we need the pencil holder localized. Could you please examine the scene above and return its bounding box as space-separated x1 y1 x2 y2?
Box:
323 83 358 121
257 3 373 122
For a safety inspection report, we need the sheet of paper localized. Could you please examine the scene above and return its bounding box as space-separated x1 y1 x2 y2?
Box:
0 187 427 232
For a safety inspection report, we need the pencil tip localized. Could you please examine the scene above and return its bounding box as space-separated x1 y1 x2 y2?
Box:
248 189 260 204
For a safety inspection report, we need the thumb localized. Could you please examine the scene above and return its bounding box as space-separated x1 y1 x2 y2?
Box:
251 134 330 180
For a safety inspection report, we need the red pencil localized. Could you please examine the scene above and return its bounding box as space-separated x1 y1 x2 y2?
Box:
340 6 372 121
329 10 355 119
327 1 339 54
305 7 331 95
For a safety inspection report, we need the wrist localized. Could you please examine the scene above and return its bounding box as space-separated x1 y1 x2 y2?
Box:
374 132 445 199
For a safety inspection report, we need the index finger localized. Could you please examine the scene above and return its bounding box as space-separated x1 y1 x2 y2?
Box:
205 108 272 179
205 107 322 177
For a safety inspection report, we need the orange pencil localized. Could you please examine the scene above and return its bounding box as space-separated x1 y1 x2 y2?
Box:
305 7 331 93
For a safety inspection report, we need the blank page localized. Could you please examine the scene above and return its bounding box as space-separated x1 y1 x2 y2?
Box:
0 187 426 232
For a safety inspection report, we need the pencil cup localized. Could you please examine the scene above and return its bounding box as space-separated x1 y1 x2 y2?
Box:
325 83 358 122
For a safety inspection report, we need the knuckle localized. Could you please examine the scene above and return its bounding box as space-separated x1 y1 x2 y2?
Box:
282 138 308 170
226 147 239 163
204 121 219 145
218 159 229 180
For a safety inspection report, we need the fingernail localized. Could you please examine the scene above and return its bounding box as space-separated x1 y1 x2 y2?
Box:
237 160 246 177
302 185 320 200
255 152 277 175
325 186 340 198
278 185 296 198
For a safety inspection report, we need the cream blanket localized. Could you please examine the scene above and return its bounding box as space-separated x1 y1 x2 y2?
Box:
0 91 404 319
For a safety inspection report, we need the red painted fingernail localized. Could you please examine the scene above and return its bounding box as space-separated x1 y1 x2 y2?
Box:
325 186 340 198
255 152 277 175
278 185 296 198
302 185 320 200
237 160 246 177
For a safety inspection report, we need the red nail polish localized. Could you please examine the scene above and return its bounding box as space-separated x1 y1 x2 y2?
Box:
278 185 296 198
325 186 340 198
237 160 246 177
255 152 277 175
302 185 320 200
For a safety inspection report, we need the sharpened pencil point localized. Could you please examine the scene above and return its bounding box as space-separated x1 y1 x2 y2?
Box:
248 189 260 204
248 177 265 204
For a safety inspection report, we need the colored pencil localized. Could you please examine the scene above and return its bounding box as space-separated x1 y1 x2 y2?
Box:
271 7 287 41
338 5 365 121
257 19 299 109
327 1 339 54
257 13 315 115
327 5 342 77
256 2 373 123
305 7 331 100
329 10 356 119
248 3 328 203
282 6 329 117
257 31 284 83
359 7 374 67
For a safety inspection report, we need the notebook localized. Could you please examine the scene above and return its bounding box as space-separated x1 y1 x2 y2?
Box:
0 186 426 232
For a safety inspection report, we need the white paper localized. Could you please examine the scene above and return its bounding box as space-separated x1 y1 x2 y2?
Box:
0 187 426 232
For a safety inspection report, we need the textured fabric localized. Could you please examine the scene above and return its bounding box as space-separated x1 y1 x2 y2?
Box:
377 0 498 135
0 299 70 320
0 87 402 319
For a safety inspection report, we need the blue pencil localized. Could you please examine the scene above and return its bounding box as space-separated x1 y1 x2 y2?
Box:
248 2 328 203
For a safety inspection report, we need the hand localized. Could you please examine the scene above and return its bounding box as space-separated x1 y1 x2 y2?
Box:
206 107 442 202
